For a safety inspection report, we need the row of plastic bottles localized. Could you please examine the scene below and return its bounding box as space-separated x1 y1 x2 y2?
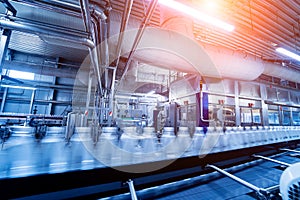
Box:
85 125 300 167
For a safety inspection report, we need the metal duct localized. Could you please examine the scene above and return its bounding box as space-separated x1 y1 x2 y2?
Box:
109 11 263 80
108 27 220 78
263 62 300 84
158 5 265 81
203 45 265 81
108 5 300 82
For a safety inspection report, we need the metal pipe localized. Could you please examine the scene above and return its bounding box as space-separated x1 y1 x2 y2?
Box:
12 0 107 21
0 87 7 113
12 0 81 18
85 70 93 112
206 164 268 194
127 179 138 200
10 0 107 91
29 90 35 114
114 0 133 68
281 148 300 154
118 0 159 86
0 0 17 16
252 154 291 167
79 0 104 95
0 14 88 37
79 0 93 33
0 18 94 48
108 0 133 119
90 4 107 21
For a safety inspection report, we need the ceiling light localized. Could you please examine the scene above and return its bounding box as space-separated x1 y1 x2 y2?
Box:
158 0 235 32
276 47 300 62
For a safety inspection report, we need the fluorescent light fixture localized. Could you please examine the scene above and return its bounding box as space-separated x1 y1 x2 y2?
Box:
158 0 235 32
1 84 36 90
276 47 300 62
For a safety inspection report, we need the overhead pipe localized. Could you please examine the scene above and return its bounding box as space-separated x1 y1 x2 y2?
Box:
114 0 133 68
79 0 106 96
110 0 133 119
0 0 17 16
79 0 93 34
12 0 111 118
79 0 103 119
0 18 94 47
0 17 104 91
118 0 159 87
10 0 109 95
12 0 82 18
0 14 88 38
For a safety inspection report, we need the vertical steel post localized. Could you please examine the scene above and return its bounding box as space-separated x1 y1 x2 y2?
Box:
29 89 36 114
0 87 7 112
234 81 241 126
260 84 269 126
127 179 138 200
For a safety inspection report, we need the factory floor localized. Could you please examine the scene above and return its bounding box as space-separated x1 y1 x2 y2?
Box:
1 132 299 199
154 153 300 200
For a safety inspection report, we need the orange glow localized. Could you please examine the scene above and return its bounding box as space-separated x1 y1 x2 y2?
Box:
204 1 218 11
159 0 234 32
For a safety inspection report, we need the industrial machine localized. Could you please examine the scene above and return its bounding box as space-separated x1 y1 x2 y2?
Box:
0 0 299 199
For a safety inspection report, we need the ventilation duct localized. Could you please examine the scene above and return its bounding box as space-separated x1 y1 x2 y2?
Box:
109 9 263 81
263 62 300 84
109 6 300 82
280 162 300 200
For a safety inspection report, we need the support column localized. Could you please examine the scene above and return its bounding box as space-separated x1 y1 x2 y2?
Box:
288 91 293 125
29 90 36 114
260 84 269 126
234 81 241 126
47 57 60 115
0 87 7 112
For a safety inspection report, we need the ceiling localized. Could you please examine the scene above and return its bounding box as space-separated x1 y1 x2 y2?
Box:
111 0 300 69
1 0 300 74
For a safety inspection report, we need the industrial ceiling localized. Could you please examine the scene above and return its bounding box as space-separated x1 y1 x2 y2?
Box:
0 0 300 81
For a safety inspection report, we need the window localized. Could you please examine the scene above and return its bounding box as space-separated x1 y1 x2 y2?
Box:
8 70 34 80
268 110 279 125
241 107 261 125
292 111 300 125
283 111 291 125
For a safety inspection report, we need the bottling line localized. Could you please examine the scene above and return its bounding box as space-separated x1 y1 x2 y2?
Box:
0 0 300 199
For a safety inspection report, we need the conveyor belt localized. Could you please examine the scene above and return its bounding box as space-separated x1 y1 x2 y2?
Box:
0 128 299 199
